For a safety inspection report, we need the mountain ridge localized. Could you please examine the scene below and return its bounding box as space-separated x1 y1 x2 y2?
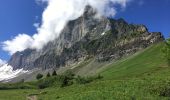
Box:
8 6 164 71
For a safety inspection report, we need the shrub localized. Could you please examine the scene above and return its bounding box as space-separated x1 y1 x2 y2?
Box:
75 76 89 84
59 70 75 87
96 74 103 79
63 70 75 79
60 76 71 87
38 80 49 89
36 73 43 80
37 77 58 89
18 79 25 83
75 74 103 84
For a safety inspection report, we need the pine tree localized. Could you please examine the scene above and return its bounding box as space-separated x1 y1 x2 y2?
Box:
46 72 51 77
52 70 57 76
36 73 43 80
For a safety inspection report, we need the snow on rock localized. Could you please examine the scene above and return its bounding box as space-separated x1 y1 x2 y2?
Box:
0 64 28 81
0 59 6 67
101 32 106 36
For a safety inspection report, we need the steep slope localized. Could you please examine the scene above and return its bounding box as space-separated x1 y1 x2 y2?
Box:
8 6 164 71
32 42 170 99
100 42 167 79
6 32 164 82
64 42 166 77
1 42 170 100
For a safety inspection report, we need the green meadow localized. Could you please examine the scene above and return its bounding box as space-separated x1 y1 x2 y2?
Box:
1 42 170 100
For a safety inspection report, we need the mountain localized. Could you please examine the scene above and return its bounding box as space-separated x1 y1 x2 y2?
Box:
8 6 164 71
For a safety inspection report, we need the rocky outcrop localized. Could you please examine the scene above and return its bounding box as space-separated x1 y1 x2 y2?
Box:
8 6 164 70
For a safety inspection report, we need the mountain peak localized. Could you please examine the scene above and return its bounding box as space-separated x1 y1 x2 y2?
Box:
8 9 164 70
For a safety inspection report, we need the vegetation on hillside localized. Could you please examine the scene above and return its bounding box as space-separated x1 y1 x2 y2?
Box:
0 70 102 90
46 72 51 78
1 42 170 99
36 73 43 80
162 39 170 65
52 70 57 76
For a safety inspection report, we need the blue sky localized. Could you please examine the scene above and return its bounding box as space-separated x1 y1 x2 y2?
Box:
0 0 43 60
0 0 170 61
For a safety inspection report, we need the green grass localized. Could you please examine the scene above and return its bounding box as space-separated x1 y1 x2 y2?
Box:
101 42 167 80
0 89 39 100
1 42 170 100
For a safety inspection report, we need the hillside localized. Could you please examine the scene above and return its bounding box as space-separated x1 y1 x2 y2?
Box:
1 42 170 99
101 42 167 80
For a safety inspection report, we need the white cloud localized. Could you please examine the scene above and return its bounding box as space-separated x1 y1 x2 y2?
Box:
2 34 33 55
2 0 131 54
33 23 40 28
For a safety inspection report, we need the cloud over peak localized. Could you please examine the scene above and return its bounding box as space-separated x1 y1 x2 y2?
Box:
2 0 130 55
2 34 33 55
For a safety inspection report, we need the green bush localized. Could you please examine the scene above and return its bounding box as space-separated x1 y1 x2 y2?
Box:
38 80 49 89
37 77 58 89
75 76 89 84
36 73 43 80
0 70 103 90
75 74 103 84
59 70 75 87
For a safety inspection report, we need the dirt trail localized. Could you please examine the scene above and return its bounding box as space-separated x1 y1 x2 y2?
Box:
27 95 38 100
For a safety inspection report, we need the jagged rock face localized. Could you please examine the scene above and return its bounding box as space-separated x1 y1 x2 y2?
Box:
8 6 164 70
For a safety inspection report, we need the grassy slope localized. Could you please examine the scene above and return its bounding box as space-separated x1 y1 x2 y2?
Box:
101 42 167 80
1 42 170 100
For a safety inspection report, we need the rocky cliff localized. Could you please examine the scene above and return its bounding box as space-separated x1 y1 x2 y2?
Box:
8 6 164 70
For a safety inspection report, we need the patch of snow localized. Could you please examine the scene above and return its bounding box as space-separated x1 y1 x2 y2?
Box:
0 64 28 81
101 32 106 36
